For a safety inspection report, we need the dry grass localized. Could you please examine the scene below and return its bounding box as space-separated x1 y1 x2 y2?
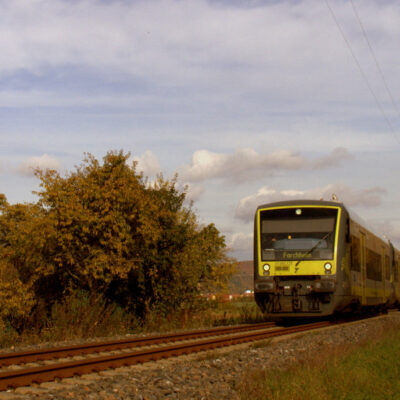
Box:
249 338 273 349
140 297 265 333
236 321 400 400
0 295 266 349
0 291 138 348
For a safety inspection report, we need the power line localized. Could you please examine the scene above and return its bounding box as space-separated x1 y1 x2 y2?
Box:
350 0 400 121
325 0 400 145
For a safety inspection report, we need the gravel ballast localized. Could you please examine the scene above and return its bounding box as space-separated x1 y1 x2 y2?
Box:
1 312 399 400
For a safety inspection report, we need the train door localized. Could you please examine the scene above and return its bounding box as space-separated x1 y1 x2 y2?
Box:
360 233 366 305
397 255 400 301
389 243 396 303
381 246 386 302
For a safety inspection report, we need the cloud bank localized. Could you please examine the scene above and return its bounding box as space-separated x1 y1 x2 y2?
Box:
184 183 205 203
1 0 400 115
371 220 400 244
131 150 160 177
18 154 61 176
179 147 352 183
227 232 253 254
235 184 387 222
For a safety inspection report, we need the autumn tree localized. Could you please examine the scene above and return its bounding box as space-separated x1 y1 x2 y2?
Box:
0 196 37 329
0 151 235 323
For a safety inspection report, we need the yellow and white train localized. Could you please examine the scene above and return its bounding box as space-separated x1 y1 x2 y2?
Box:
253 200 400 318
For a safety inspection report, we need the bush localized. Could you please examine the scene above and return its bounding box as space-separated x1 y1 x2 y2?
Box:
41 290 137 341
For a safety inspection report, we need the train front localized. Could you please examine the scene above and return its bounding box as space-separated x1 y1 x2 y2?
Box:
254 200 344 317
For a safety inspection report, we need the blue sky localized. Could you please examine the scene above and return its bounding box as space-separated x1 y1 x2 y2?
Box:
1 0 400 259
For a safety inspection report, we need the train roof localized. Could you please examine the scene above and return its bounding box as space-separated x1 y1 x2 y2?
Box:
255 199 346 211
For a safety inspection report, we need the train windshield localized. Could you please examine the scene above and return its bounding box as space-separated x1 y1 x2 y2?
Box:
260 207 338 261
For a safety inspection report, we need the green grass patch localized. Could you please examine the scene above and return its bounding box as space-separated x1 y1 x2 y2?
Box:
237 323 400 400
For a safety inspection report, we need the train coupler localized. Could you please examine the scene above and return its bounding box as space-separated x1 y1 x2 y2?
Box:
291 284 303 312
292 298 302 312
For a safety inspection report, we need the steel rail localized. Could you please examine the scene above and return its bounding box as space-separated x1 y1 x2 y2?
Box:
0 322 275 367
0 321 330 391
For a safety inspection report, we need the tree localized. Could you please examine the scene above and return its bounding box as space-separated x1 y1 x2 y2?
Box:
0 151 235 322
0 197 36 328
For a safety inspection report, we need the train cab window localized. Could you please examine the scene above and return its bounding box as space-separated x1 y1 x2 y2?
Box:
260 207 338 261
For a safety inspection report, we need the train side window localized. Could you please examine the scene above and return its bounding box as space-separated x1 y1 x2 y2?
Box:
366 248 382 281
346 219 350 243
350 236 361 272
385 255 390 280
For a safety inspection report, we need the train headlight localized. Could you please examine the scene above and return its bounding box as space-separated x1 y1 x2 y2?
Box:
324 263 332 273
263 264 271 272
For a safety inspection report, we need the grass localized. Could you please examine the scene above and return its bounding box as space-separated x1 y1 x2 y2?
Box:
195 350 221 362
0 291 138 348
237 321 400 400
0 295 265 349
140 296 264 333
249 338 273 349
198 297 265 326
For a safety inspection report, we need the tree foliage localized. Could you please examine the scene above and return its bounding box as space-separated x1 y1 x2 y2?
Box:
0 151 235 324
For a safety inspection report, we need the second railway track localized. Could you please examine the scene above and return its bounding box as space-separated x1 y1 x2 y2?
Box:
0 320 334 391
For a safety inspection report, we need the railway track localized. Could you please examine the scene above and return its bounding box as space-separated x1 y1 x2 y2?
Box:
0 320 331 391
0 321 276 367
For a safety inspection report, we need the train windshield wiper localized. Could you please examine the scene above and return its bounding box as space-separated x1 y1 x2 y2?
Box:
295 231 332 267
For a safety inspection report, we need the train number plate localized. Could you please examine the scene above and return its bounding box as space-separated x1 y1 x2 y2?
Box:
275 265 290 271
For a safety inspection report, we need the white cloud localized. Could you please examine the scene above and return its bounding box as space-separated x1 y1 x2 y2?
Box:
1 0 400 106
130 152 203 202
235 184 387 222
18 154 61 176
184 183 205 203
371 220 400 247
179 147 351 183
172 181 205 204
227 232 253 253
312 147 352 168
0 0 399 160
131 151 160 177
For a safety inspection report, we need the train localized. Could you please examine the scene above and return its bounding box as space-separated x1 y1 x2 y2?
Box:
253 199 400 318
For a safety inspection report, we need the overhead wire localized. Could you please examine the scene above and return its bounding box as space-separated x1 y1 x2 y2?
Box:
350 0 400 121
324 0 400 145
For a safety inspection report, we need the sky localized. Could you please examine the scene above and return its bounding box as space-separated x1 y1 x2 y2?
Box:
1 0 400 260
